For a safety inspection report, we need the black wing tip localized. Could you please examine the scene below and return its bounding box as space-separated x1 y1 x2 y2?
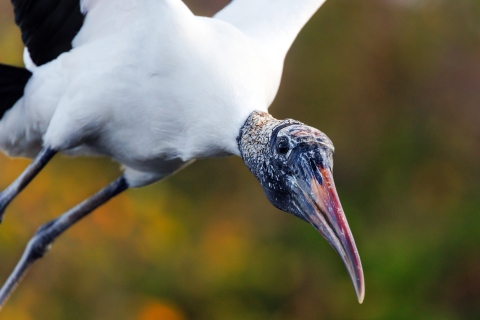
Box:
11 0 85 66
0 64 32 119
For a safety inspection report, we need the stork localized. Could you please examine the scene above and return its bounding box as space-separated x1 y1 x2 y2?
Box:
0 0 365 309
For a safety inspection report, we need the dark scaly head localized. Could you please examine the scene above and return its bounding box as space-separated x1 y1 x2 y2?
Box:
238 111 365 303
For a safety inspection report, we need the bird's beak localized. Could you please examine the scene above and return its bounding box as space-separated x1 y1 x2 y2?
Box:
288 157 365 303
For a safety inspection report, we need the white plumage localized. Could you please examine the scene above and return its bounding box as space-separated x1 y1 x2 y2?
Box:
1 0 326 186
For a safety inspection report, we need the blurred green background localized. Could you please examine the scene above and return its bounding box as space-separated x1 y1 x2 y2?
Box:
1 0 479 319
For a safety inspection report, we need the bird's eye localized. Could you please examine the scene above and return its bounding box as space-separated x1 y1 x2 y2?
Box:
276 139 289 154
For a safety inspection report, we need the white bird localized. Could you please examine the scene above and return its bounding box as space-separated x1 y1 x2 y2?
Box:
0 0 365 309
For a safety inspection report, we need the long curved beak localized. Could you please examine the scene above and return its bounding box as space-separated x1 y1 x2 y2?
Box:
288 159 365 303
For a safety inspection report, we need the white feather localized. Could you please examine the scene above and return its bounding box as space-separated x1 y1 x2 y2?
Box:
0 0 327 187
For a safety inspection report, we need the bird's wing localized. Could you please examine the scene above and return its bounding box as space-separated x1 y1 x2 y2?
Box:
10 0 85 67
0 64 32 117
214 0 327 64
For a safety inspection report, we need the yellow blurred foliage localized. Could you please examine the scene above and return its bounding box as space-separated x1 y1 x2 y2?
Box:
90 194 136 239
200 220 252 277
0 23 23 66
136 301 185 320
0 307 32 320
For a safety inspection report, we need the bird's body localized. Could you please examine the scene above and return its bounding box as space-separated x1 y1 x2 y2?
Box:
1 0 321 186
0 0 365 309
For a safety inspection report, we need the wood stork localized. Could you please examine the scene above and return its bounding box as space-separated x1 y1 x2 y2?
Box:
0 0 365 308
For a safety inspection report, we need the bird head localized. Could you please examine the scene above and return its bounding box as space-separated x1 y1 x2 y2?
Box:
238 111 365 303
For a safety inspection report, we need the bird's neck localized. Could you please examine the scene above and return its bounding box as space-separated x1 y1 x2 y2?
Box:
237 111 279 158
237 111 300 180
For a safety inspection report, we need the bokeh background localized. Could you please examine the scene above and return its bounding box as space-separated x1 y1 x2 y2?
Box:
1 0 479 319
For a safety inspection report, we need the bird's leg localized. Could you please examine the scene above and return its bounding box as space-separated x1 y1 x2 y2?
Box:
0 147 57 223
0 175 128 310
